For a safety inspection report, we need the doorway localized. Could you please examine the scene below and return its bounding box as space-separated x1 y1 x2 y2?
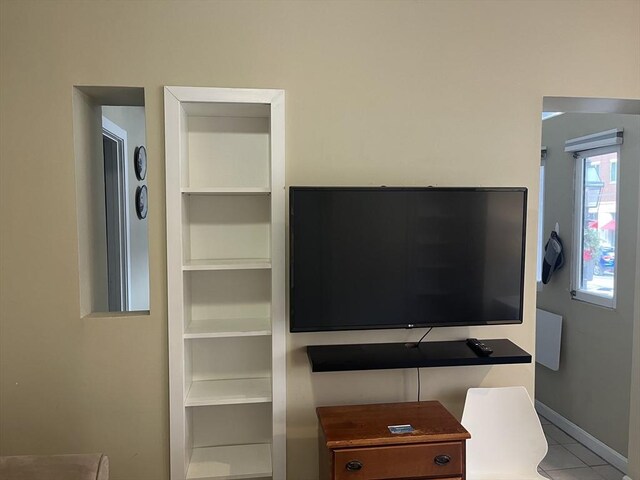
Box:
535 98 640 480
102 117 130 311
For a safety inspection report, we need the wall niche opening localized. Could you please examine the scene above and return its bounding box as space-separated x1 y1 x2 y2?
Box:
72 86 149 315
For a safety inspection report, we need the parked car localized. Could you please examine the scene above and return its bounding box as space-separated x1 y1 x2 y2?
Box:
594 246 615 275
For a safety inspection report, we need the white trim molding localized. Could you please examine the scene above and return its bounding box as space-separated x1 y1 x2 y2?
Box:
536 400 628 474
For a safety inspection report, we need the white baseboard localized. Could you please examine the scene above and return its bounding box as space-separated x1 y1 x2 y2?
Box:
535 400 628 474
623 476 632 480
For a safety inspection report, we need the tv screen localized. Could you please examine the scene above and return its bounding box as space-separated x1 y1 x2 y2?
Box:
289 187 527 332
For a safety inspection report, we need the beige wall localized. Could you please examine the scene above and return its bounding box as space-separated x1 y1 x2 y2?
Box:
0 1 639 479
536 113 640 456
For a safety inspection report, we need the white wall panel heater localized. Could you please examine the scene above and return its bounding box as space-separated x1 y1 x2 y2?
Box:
536 308 563 371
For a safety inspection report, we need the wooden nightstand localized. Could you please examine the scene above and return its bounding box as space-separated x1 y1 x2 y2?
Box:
317 401 470 480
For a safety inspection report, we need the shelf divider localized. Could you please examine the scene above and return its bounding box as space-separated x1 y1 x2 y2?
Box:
184 318 271 339
182 187 271 195
183 259 271 271
186 378 272 407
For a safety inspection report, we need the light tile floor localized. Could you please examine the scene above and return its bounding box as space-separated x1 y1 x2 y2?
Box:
537 414 626 480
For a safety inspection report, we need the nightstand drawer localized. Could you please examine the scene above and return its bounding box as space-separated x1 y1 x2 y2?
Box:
333 442 462 479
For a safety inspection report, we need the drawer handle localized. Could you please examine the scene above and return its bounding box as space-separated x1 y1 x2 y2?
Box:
434 454 451 466
345 460 363 471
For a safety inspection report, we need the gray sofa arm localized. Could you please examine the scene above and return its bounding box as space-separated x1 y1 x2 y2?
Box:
0 453 109 480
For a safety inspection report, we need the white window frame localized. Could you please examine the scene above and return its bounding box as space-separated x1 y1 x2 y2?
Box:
571 145 620 309
610 158 618 184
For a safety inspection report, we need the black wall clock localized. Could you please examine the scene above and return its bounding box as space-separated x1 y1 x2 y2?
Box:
136 185 148 219
134 146 147 181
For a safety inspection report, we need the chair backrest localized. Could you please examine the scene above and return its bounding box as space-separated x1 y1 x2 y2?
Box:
461 386 548 476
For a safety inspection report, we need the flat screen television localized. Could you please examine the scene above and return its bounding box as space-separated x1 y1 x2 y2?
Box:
289 187 527 332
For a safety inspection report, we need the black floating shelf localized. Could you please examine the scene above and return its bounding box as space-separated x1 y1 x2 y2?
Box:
307 338 531 373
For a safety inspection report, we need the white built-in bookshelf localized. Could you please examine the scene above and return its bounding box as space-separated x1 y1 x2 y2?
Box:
164 87 285 480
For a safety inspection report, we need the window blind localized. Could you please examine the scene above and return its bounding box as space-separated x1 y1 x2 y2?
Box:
564 128 623 153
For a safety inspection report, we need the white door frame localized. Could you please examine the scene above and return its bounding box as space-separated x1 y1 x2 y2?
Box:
102 116 131 311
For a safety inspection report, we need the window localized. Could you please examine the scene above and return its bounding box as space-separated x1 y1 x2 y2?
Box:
542 112 563 120
610 158 618 183
571 146 619 308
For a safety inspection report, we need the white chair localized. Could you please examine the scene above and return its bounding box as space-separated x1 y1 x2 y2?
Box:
461 386 548 480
